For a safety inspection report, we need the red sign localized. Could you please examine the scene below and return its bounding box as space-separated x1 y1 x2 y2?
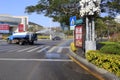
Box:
18 24 24 32
0 24 9 30
0 24 9 33
74 25 83 47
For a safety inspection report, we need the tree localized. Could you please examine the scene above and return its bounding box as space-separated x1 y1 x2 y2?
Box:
25 0 80 26
101 0 120 17
95 18 107 38
25 0 120 21
25 0 120 36
95 16 120 40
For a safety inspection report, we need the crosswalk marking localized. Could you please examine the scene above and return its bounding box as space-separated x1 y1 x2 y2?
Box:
8 48 22 52
0 45 69 53
37 46 50 53
47 46 56 53
27 46 44 52
57 47 63 53
17 46 37 52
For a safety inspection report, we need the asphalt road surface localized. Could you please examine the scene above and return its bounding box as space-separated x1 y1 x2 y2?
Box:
0 40 98 80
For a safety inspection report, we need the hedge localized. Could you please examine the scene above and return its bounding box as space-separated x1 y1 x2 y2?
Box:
85 50 120 77
100 43 120 55
37 35 49 39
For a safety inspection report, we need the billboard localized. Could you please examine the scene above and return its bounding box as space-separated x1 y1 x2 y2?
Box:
0 24 9 33
74 25 83 47
18 24 24 32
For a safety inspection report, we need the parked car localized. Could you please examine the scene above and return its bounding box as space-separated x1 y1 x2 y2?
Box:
52 36 61 40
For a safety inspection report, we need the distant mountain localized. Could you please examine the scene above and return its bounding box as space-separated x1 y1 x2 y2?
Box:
28 21 44 32
29 21 43 28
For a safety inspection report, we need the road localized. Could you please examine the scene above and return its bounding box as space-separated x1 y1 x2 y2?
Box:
0 40 98 80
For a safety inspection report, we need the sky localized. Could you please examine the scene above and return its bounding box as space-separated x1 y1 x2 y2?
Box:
0 0 60 27
1 0 119 28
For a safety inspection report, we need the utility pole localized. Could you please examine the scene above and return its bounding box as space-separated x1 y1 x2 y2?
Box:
49 19 52 40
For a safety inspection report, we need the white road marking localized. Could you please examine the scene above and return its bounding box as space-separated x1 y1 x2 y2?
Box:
27 46 44 52
57 47 63 53
17 46 36 52
0 49 7 51
0 58 73 62
47 46 56 53
37 46 50 53
8 48 22 52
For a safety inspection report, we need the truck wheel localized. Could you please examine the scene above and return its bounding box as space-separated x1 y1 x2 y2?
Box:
19 41 24 45
29 41 34 45
16 42 19 44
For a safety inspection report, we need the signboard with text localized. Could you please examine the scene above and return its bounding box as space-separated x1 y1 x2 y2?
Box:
74 25 83 47
18 24 24 32
75 18 83 25
0 24 9 33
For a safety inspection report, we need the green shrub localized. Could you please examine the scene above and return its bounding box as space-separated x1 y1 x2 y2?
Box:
70 42 78 52
1 34 10 40
37 35 49 39
100 44 120 55
86 50 120 77
99 41 116 45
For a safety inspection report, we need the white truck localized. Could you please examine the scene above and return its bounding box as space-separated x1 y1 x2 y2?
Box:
7 32 37 45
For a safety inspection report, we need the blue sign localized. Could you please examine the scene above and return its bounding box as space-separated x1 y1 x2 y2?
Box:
70 16 76 30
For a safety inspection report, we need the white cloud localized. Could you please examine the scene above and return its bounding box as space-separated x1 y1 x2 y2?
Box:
115 15 120 23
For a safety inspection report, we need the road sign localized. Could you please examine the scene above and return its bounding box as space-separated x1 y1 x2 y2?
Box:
70 16 76 30
75 18 83 25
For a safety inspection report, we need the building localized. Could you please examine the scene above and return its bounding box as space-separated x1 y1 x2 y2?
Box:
0 14 28 34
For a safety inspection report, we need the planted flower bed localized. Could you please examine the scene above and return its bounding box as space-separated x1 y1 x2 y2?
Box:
86 50 120 77
86 42 120 77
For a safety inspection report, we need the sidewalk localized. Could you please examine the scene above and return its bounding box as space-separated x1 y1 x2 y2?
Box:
68 48 120 80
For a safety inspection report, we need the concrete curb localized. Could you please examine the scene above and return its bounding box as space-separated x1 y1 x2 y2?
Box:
69 48 120 80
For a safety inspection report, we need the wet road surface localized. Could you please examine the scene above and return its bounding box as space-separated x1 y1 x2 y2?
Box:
0 40 98 80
